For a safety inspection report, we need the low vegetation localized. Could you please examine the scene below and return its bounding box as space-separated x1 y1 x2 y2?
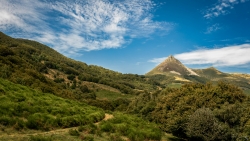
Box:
2 32 250 141
65 112 162 141
128 81 250 140
0 78 105 131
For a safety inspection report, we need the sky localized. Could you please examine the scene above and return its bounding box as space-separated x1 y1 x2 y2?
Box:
0 0 250 74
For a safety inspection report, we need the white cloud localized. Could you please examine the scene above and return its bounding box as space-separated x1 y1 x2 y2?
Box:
204 0 248 19
0 0 173 55
205 23 221 34
149 44 250 67
148 57 167 64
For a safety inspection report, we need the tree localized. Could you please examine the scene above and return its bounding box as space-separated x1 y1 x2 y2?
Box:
80 85 89 93
186 108 222 141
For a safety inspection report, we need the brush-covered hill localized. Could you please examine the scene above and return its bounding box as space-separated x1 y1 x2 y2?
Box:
0 78 164 141
0 77 105 131
127 82 250 140
0 32 162 101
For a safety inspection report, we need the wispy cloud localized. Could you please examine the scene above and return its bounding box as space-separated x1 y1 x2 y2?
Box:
205 23 221 34
149 57 167 64
0 0 173 55
149 44 250 67
204 0 248 19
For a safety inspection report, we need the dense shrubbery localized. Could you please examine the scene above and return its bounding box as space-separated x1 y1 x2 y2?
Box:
69 112 162 141
0 32 163 102
99 112 162 141
128 82 250 140
0 78 105 131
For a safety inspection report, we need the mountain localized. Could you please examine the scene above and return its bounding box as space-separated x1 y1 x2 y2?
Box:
147 55 198 76
146 55 250 93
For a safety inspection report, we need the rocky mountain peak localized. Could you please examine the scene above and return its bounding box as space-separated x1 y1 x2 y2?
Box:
147 55 198 76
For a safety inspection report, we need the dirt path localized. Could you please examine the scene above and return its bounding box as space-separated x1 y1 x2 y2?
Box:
0 113 114 139
95 113 114 125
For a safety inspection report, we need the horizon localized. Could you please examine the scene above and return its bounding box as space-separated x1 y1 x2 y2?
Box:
1 0 250 74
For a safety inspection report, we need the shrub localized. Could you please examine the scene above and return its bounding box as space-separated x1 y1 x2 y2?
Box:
67 74 75 81
0 47 14 56
78 123 97 134
80 85 89 93
69 129 80 136
81 135 94 141
186 108 222 141
54 78 64 83
29 135 52 141
109 134 125 141
100 122 115 132
0 116 15 126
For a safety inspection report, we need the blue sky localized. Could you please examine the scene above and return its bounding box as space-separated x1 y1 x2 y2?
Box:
1 0 250 74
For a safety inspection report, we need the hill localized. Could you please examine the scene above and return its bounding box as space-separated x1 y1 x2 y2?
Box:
0 78 164 141
0 31 163 101
127 82 250 140
0 77 105 131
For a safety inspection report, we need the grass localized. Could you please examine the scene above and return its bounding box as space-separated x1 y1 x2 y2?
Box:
99 112 162 141
95 90 135 100
167 83 182 88
244 89 250 95
0 78 105 132
161 133 186 141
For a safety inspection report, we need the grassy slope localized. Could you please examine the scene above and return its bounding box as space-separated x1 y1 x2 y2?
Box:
0 31 162 100
0 78 173 141
0 78 105 132
95 90 135 100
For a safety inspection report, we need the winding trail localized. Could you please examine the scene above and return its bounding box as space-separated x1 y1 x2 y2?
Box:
0 113 114 139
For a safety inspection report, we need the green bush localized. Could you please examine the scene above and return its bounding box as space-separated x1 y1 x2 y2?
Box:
67 74 75 81
186 108 223 141
0 78 105 131
82 135 94 141
29 135 52 141
0 116 16 126
99 112 162 141
109 134 125 141
69 129 80 136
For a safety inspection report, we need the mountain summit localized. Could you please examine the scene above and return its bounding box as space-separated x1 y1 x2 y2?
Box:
147 55 198 76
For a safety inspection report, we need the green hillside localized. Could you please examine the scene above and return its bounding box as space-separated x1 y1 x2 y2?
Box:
127 82 250 140
0 32 162 101
0 78 165 141
0 77 104 131
2 31 250 141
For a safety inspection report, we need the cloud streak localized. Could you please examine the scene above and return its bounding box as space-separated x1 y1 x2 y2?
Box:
205 23 221 34
204 0 248 19
0 0 173 55
149 44 250 67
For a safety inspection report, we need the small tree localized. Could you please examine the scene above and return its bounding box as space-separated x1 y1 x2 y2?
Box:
186 108 221 141
80 85 89 93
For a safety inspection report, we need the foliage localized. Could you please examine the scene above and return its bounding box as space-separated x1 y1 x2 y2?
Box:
64 112 162 141
99 112 162 141
0 78 105 131
128 82 250 140
0 31 163 102
186 108 226 141
29 135 53 141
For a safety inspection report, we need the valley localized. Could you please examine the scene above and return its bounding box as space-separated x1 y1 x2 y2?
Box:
1 32 250 141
